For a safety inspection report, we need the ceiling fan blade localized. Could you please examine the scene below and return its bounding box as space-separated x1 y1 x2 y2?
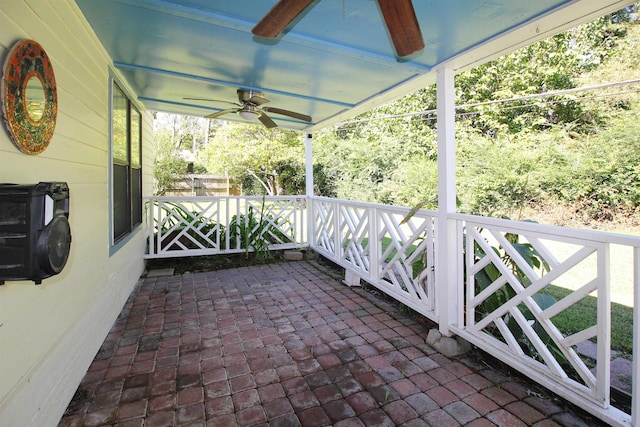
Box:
252 0 314 38
184 97 241 107
377 0 424 57
262 107 311 122
258 112 278 128
205 108 237 119
249 94 270 106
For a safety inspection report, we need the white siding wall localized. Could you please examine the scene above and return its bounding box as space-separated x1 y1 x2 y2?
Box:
0 1 153 425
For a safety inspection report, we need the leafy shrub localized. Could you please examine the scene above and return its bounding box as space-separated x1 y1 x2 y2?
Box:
229 200 293 261
381 158 438 208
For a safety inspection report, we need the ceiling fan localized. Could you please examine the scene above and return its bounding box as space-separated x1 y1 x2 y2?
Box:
252 0 424 57
185 89 312 128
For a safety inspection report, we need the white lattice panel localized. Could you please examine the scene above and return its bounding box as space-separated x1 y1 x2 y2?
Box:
147 196 304 258
338 204 370 274
312 199 336 255
310 198 438 320
155 199 222 253
464 220 611 407
244 198 299 246
377 209 435 310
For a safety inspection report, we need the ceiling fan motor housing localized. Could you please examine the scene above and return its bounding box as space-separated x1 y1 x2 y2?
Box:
0 182 71 285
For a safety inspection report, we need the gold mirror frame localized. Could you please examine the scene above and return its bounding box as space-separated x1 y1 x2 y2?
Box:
1 40 57 155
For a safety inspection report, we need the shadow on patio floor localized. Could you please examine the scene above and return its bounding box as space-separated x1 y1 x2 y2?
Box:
59 260 603 426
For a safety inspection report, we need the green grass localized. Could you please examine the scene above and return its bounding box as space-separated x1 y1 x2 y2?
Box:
536 241 635 358
542 284 634 357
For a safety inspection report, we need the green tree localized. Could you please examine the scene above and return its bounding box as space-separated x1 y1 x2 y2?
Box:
346 7 636 138
313 6 639 219
380 157 438 208
313 129 431 202
198 123 305 195
153 113 191 195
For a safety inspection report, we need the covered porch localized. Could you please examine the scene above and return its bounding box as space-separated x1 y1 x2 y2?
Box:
59 261 601 426
139 192 639 426
0 1 637 426
86 4 640 422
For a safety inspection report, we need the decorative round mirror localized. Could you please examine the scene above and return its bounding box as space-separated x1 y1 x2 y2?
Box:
1 39 57 155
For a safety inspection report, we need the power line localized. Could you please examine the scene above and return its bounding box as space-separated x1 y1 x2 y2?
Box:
457 88 640 119
458 78 640 110
333 78 640 126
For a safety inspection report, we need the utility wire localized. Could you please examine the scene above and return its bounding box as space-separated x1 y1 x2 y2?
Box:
459 77 640 110
333 78 640 126
457 88 640 119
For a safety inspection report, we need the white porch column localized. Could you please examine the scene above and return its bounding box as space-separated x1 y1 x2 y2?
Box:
305 133 313 196
304 133 314 247
436 66 459 336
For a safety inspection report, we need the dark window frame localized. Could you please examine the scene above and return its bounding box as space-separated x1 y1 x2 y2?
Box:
110 78 142 251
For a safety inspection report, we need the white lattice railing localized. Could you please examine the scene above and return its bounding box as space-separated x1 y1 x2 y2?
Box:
450 213 639 427
144 194 638 426
310 197 437 321
145 196 306 258
310 200 637 426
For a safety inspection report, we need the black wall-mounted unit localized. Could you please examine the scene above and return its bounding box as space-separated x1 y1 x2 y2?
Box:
0 182 71 285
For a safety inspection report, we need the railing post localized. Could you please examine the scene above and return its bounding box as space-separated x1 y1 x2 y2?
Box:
369 206 379 281
305 133 314 247
334 201 341 260
596 243 611 405
225 197 231 251
156 198 164 255
633 246 640 426
147 197 155 256
236 197 241 251
435 66 459 336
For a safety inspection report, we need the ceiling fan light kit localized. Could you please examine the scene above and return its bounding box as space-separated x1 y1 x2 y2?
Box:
238 109 260 121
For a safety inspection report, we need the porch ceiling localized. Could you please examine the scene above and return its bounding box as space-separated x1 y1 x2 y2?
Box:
75 0 632 131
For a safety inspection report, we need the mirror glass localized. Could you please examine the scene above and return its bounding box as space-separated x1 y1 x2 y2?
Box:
24 74 46 123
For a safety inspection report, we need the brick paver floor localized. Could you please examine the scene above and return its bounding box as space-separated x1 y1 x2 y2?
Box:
59 261 602 426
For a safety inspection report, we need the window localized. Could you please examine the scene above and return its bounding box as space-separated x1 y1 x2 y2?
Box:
111 81 142 245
